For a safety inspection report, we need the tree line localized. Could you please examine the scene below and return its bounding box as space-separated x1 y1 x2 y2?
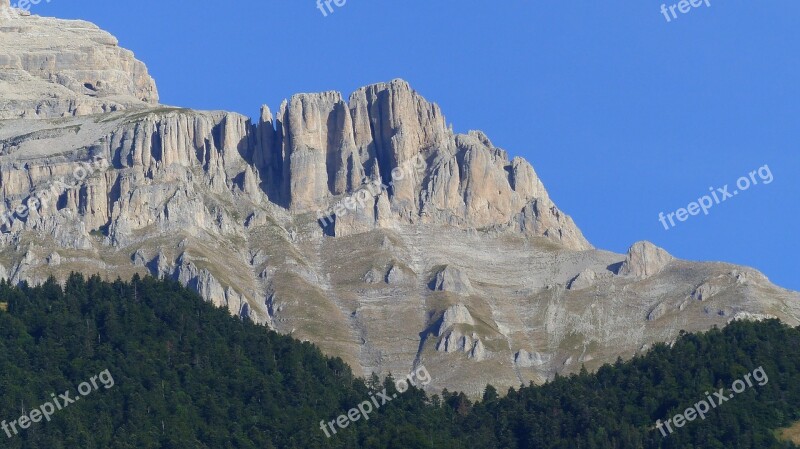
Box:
0 274 798 448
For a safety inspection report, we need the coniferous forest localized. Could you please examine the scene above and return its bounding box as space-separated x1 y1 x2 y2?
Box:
0 274 799 448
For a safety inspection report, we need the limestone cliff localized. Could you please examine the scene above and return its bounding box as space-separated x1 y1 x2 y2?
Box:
0 3 158 119
1 9 798 395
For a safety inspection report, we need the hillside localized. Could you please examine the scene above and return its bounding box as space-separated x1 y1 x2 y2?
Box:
0 5 798 393
1 276 800 447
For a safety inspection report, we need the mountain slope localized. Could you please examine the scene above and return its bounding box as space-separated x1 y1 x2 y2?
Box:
1 276 800 448
0 6 797 393
0 275 469 448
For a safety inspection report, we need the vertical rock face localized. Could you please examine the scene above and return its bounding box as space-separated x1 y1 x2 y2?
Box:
260 79 590 250
276 91 359 210
2 11 799 396
0 11 158 119
269 81 446 213
0 109 254 239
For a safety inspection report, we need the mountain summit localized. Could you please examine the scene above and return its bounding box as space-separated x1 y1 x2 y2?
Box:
1 10 797 393
0 3 157 119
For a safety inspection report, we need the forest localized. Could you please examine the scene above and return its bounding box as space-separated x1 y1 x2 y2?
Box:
0 274 798 448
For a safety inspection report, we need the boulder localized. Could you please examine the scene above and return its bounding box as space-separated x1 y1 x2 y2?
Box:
617 241 674 278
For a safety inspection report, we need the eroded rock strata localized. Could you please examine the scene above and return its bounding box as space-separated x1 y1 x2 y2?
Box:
1 7 797 394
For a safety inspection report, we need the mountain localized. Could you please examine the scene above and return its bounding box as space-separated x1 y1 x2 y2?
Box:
1 5 798 395
0 0 157 119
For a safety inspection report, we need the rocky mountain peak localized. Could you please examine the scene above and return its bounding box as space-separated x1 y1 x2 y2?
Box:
0 9 158 119
1 11 797 395
257 78 590 249
0 12 586 249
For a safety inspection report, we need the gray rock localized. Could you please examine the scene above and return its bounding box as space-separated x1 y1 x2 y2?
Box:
647 302 669 321
617 241 674 278
385 264 411 285
363 268 382 285
514 349 549 367
46 252 61 266
0 10 157 119
432 266 473 295
438 304 475 335
469 339 485 361
567 268 596 290
692 281 723 301
132 249 148 267
0 9 798 396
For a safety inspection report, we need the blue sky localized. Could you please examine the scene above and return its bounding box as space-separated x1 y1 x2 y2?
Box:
39 1 799 290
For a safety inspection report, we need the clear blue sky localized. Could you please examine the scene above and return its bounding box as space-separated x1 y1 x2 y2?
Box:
39 1 799 291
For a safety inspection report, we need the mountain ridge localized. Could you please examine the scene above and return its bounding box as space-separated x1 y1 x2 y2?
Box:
0 7 797 394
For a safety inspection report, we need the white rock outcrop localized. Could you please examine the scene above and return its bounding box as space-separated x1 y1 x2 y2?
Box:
385 264 411 285
436 329 485 360
729 312 777 323
273 80 591 250
514 349 550 367
0 7 158 119
432 266 473 295
647 302 669 321
567 268 597 290
617 241 674 278
691 281 724 301
438 304 476 335
363 268 382 285
1 9 798 395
